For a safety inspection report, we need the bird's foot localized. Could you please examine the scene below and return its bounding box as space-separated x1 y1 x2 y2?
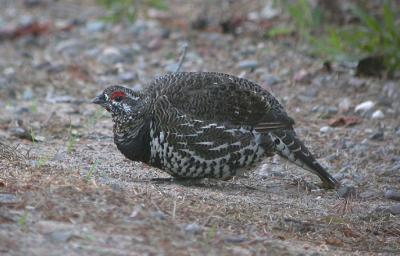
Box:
289 175 321 192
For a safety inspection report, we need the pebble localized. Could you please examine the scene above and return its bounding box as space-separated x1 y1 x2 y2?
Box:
371 110 384 119
376 163 400 176
293 69 310 82
3 67 15 76
85 20 106 33
238 60 258 69
128 20 149 36
146 37 163 51
389 204 400 215
150 211 166 221
22 88 34 100
333 173 346 181
384 190 400 201
24 0 42 7
359 190 380 199
320 126 333 133
55 39 83 56
338 97 352 113
118 72 136 82
47 230 74 243
348 77 365 88
260 2 280 19
183 223 202 235
369 131 384 141
314 106 338 116
224 235 247 244
98 47 123 65
0 193 19 204
260 73 281 86
354 101 375 113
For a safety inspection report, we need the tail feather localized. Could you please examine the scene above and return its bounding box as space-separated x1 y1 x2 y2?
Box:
269 130 339 189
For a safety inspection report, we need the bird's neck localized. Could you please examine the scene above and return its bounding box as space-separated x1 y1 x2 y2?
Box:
114 117 151 163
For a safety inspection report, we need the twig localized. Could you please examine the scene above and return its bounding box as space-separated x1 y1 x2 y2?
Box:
175 42 188 73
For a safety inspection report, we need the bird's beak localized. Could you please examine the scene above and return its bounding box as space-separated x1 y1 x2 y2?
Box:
92 94 106 105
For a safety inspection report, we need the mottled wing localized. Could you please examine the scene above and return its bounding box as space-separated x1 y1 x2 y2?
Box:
151 72 294 132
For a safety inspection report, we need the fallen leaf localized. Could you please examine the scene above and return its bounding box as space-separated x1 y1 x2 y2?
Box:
328 116 362 127
342 226 360 238
325 237 343 246
0 21 50 41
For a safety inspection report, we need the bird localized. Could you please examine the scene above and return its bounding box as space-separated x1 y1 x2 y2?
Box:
92 72 339 189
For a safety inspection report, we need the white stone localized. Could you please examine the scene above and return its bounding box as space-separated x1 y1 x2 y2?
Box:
371 110 384 119
320 126 332 133
338 97 352 113
355 101 375 112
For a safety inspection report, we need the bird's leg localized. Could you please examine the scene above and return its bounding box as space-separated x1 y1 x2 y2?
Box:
288 174 321 192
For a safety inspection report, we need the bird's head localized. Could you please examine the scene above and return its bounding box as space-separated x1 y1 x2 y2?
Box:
92 85 146 120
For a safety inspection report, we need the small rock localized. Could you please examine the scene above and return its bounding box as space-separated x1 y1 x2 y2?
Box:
369 131 384 141
260 73 281 86
293 69 311 83
24 0 42 7
146 37 163 51
359 190 380 199
371 110 384 119
238 60 258 70
3 67 15 76
52 152 65 161
389 204 400 215
98 47 123 65
128 20 149 36
118 72 136 82
0 193 19 204
183 223 202 235
46 95 76 104
260 2 280 19
320 126 332 133
355 101 375 113
338 98 352 113
22 88 34 100
348 77 366 88
150 211 166 221
47 230 74 243
337 185 357 199
55 39 83 56
85 20 105 33
16 107 30 114
333 173 346 182
384 190 400 201
224 235 247 244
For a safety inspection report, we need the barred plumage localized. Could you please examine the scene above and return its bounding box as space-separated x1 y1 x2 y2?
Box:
93 72 339 189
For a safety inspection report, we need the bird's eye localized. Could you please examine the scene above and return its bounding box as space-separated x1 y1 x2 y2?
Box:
110 91 126 102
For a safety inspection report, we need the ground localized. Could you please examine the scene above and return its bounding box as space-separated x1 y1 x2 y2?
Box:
0 0 399 255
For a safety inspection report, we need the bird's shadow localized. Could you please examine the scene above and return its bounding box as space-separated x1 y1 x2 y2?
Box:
129 177 283 194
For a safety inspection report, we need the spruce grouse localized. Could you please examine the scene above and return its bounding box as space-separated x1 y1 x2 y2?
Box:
93 72 339 189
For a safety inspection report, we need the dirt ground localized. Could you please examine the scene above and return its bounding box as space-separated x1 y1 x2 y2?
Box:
0 0 399 255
